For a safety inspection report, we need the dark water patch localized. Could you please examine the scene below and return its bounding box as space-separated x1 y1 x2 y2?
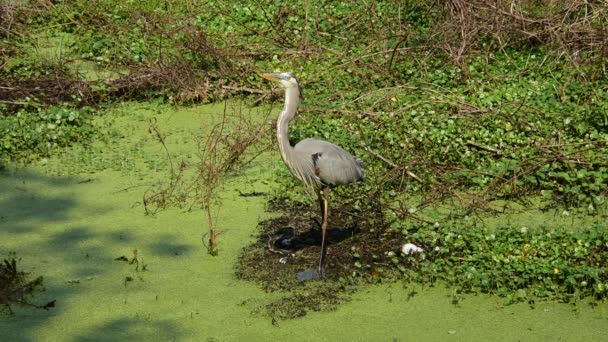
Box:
236 199 400 319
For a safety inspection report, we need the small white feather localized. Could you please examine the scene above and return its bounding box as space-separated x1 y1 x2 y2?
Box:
401 243 424 255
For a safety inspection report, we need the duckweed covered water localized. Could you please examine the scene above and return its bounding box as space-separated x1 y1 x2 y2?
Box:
1 102 607 341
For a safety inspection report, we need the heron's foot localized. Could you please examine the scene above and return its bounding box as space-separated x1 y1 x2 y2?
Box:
318 255 327 279
296 268 320 282
317 265 326 279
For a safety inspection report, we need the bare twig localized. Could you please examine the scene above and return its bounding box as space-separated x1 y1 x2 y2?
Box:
361 144 423 183
465 140 503 155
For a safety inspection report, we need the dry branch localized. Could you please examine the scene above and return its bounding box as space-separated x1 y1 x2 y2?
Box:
361 144 423 183
466 140 503 155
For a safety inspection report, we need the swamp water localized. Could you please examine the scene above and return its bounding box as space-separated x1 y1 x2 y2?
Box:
1 102 607 341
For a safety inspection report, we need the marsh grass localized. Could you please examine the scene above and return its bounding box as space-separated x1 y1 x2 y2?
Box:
144 101 271 255
0 255 55 314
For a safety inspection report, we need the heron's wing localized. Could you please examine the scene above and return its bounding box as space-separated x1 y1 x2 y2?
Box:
295 138 364 186
286 147 321 195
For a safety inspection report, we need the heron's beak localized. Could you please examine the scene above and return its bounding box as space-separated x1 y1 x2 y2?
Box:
262 73 283 82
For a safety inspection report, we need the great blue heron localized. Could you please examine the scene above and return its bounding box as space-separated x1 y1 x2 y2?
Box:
262 72 364 275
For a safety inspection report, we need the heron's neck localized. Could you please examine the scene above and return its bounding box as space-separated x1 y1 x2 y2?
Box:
276 86 300 163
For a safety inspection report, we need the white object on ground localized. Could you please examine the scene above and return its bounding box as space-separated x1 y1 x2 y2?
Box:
401 243 424 255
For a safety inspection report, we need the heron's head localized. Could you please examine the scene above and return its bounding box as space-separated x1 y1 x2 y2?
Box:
262 72 300 89
262 72 303 100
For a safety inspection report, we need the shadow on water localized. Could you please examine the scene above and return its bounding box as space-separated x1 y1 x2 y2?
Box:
270 225 361 252
1 173 77 233
71 318 183 341
148 234 195 257
0 169 185 341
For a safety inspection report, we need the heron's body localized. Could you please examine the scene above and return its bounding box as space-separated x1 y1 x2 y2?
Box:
263 71 364 275
294 138 364 187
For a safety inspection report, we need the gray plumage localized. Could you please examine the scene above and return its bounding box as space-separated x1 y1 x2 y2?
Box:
295 138 364 188
262 71 364 275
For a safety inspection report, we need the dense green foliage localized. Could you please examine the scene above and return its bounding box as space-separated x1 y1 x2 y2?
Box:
0 106 95 162
394 222 608 304
1 0 607 307
291 51 608 207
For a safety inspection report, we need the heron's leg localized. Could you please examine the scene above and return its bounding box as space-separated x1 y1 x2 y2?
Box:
315 191 324 229
318 186 330 276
